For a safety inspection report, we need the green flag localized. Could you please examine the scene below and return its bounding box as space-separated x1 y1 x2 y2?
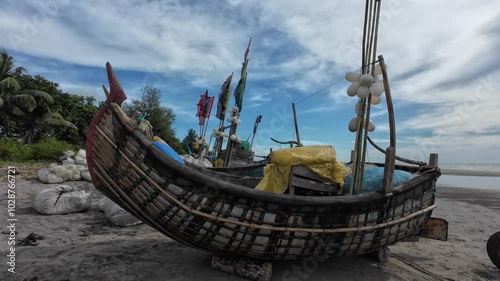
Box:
216 74 233 120
234 38 251 112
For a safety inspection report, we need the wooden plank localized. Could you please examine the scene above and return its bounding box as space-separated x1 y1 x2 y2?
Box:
291 166 336 184
290 176 339 193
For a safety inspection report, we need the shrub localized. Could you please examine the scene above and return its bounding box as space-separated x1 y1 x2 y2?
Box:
0 138 80 161
32 138 80 161
0 139 34 161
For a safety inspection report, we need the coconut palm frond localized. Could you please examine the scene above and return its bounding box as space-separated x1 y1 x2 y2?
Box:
7 94 37 112
46 113 78 130
18 90 53 104
10 106 27 118
13 66 27 76
0 50 15 79
0 77 21 92
0 97 4 107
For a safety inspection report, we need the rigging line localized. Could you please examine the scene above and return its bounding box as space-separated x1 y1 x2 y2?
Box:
295 60 379 105
295 76 346 105
294 58 383 106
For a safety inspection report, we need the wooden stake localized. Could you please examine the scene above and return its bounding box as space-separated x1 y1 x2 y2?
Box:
382 147 395 194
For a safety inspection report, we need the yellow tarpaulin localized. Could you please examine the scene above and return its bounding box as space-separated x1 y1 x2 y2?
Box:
255 145 350 194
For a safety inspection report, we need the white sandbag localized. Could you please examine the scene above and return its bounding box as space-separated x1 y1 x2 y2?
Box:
76 165 88 171
77 149 86 159
61 150 75 158
61 164 81 181
50 165 71 178
74 156 87 166
98 197 143 227
38 164 82 183
37 168 65 184
81 170 92 182
32 185 93 215
62 158 75 165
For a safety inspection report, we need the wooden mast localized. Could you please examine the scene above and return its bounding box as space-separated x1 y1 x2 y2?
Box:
350 0 384 194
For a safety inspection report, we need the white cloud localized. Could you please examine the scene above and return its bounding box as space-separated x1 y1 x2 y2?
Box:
1 0 499 163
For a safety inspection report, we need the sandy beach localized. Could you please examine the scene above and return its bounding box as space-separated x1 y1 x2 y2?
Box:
1 176 499 281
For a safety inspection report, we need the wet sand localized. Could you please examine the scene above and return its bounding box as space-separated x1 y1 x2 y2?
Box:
0 179 499 281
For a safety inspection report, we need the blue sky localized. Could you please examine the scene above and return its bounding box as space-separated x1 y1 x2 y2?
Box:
1 0 499 163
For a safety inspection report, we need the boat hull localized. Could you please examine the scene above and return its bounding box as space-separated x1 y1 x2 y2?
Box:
86 63 441 261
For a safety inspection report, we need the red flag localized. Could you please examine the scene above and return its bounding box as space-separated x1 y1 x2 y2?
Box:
196 90 208 125
203 96 215 118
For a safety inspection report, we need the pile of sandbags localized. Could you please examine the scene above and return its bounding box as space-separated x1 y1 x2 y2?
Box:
32 184 93 215
98 197 143 227
38 149 92 183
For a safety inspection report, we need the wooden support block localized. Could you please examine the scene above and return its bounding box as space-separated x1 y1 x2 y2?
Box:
429 153 439 167
211 255 272 281
367 247 391 264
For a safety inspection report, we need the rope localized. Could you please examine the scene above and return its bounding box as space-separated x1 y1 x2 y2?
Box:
293 60 381 106
294 77 346 105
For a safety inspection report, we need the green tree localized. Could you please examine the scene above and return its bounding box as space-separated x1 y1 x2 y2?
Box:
0 50 76 143
52 93 98 145
182 128 197 154
15 75 77 144
123 85 184 153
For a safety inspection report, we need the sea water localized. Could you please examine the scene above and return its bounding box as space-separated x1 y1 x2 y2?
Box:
438 163 500 191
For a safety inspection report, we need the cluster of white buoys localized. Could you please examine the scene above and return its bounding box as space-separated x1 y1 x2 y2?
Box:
211 128 227 139
348 115 375 132
212 130 241 143
211 106 242 143
346 64 385 133
226 107 242 124
226 116 242 125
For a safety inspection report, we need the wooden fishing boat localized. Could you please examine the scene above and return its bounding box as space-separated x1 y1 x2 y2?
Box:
86 62 444 262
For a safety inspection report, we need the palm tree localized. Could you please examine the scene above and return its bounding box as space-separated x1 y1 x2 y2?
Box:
0 49 53 113
0 50 77 143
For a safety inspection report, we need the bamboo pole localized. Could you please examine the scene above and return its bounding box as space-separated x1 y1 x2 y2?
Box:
223 111 237 167
379 55 396 148
365 0 374 71
350 0 376 195
249 115 262 149
358 0 382 194
291 103 302 147
367 136 426 166
379 55 396 194
213 119 224 160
